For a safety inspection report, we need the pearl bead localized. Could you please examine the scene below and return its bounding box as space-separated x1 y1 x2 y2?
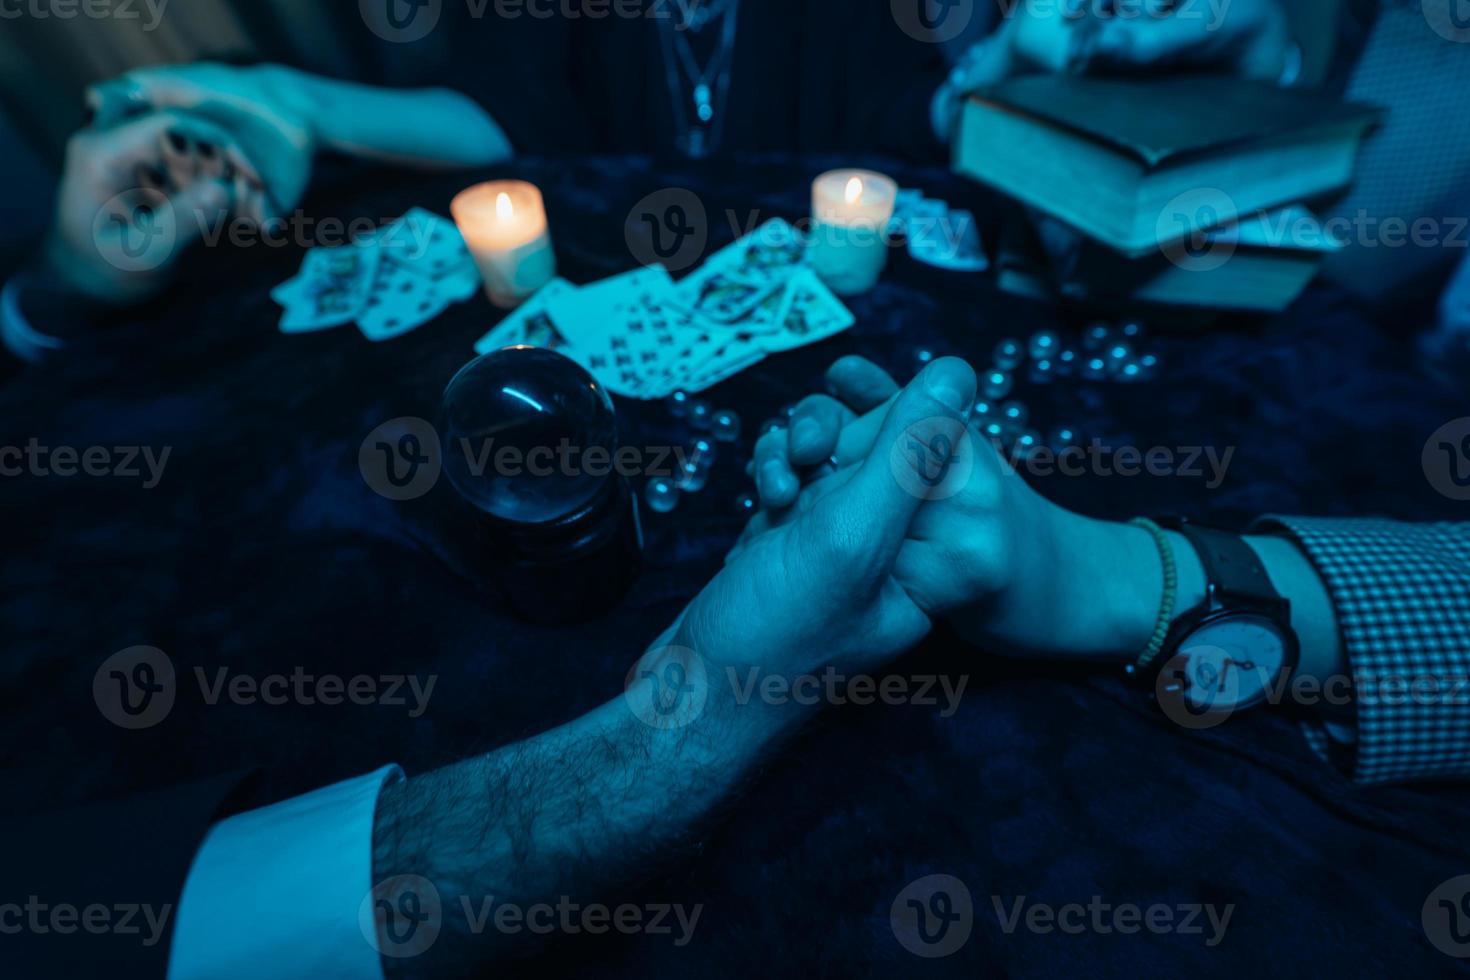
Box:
667 390 691 418
1014 428 1042 458
689 437 717 469
711 409 742 443
1104 341 1134 375
1083 322 1112 351
1000 399 1029 427
1027 358 1055 384
735 492 757 514
645 477 680 513
981 369 1013 400
1048 425 1078 449
971 399 994 419
688 400 713 430
676 459 709 493
992 338 1024 371
1028 329 1060 361
1081 356 1108 380
1055 348 1077 377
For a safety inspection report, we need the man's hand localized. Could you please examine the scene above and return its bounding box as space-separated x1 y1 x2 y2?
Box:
677 356 978 682
371 360 977 976
745 356 1166 663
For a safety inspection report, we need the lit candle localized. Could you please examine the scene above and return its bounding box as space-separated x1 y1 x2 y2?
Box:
451 180 557 309
808 169 898 295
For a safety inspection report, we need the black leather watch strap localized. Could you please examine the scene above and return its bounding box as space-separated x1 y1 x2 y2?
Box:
1174 523 1283 607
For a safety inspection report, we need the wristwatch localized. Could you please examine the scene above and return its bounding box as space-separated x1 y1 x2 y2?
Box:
1146 519 1300 720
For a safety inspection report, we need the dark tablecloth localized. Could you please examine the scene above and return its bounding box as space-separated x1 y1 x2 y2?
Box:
3 154 1469 977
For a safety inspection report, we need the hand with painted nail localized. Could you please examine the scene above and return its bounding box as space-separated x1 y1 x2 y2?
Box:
45 110 267 305
934 0 1291 142
676 359 977 683
86 62 514 222
742 356 1167 663
87 63 321 227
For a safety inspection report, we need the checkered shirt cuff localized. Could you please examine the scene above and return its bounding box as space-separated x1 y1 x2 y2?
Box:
1255 516 1470 785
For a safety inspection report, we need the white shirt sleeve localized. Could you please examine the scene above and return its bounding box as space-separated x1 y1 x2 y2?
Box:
167 765 404 980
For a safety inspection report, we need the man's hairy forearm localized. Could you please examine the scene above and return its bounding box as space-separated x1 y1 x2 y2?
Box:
370 679 811 976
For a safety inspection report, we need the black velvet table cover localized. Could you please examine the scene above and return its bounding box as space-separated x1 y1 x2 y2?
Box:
3 154 1468 977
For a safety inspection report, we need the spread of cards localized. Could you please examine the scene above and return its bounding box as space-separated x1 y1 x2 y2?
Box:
272 192 986 394
471 218 856 399
272 208 481 341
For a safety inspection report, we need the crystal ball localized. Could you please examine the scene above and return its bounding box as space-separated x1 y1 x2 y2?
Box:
711 409 742 443
992 338 1024 371
440 346 617 526
981 369 1013 401
645 477 681 513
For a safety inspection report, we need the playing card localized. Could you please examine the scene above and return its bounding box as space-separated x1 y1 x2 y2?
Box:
274 242 381 333
473 278 574 355
908 208 989 272
357 261 452 342
544 267 678 397
671 218 807 322
762 270 856 353
373 208 473 281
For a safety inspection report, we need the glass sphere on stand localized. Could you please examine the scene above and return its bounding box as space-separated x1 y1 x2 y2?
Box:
439 346 642 623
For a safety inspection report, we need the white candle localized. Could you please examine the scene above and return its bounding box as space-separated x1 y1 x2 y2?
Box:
451 180 557 309
808 169 898 296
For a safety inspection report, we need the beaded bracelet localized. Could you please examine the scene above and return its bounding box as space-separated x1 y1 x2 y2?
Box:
1127 517 1177 672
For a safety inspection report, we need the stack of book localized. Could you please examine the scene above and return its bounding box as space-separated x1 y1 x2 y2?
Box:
954 75 1381 312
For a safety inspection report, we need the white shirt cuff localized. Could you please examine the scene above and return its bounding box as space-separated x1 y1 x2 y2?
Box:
167 765 404 980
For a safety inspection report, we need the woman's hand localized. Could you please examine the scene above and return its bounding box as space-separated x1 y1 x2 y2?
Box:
45 110 266 305
87 62 318 224
743 356 1166 664
934 0 1292 143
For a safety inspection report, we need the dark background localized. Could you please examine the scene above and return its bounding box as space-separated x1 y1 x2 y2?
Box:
2 154 1468 973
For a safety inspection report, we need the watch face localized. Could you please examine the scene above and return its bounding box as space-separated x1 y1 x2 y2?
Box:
1155 612 1292 729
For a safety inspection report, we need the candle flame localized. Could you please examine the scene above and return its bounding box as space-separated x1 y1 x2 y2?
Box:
496 191 514 222
844 177 863 206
